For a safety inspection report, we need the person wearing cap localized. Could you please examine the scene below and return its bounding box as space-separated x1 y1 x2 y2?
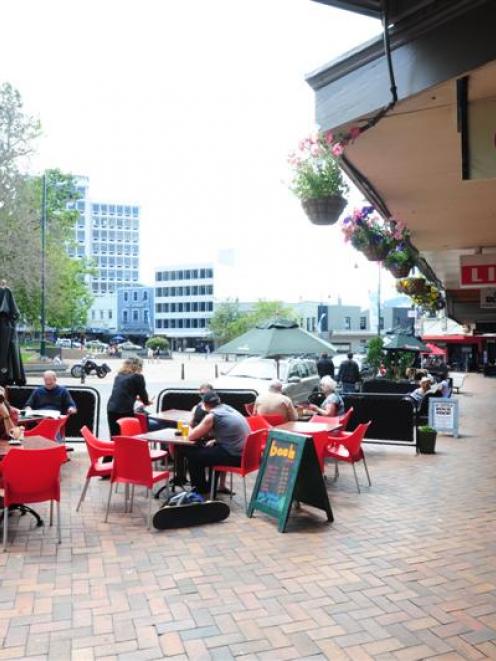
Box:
253 380 297 422
182 390 250 495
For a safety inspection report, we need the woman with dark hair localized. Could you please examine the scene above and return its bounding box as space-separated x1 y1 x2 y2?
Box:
107 357 151 438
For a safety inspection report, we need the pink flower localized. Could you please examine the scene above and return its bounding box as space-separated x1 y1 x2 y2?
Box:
298 140 307 151
310 132 319 144
310 144 321 157
331 143 344 157
324 130 334 145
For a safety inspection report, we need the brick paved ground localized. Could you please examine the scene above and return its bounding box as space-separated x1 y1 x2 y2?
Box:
1 374 495 660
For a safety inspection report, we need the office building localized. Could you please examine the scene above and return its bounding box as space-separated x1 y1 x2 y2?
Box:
117 286 154 337
68 176 140 330
154 264 214 351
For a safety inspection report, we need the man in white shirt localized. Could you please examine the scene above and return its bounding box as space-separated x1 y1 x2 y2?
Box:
254 380 298 421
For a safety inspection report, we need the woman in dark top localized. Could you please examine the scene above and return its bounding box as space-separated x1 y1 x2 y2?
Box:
107 357 151 437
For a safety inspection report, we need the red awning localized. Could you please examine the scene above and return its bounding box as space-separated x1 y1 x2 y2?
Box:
422 335 483 345
421 342 446 355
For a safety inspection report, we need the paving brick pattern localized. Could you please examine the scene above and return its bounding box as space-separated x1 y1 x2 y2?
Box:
1 374 495 660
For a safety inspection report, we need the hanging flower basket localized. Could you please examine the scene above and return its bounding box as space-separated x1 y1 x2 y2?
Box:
301 194 347 226
360 242 390 261
397 277 427 296
386 260 414 278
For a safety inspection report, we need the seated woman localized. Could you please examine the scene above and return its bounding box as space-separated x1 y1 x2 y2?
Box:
309 376 345 417
0 387 22 440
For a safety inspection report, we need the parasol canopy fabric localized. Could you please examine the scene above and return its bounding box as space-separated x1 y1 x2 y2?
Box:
0 286 26 386
214 318 336 357
421 342 446 356
382 333 428 353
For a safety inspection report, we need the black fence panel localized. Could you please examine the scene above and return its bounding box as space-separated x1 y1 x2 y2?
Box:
6 385 100 440
343 393 417 444
157 388 258 417
362 379 416 394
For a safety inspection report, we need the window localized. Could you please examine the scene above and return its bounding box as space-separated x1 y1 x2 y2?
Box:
200 286 206 295
185 319 191 329
123 310 128 323
163 319 169 329
157 272 162 282
109 205 115 215
171 303 176 312
91 310 96 321
192 302 198 312
185 303 190 312
200 268 206 278
178 303 183 312
344 316 351 330
379 316 384 330
192 286 198 295
133 291 138 302
207 285 213 295
207 302 213 312
156 303 161 313
192 319 198 328
164 303 169 312
100 310 104 320
143 291 148 301
360 316 367 330
92 204 99 214
184 270 190 279
178 319 183 329
206 268 213 278
133 310 139 321
132 206 139 217
157 319 163 329
77 201 85 211
199 302 206 312
108 310 112 319
144 310 149 324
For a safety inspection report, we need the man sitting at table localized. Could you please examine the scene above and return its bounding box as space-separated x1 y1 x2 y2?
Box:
253 380 297 422
24 371 77 416
182 391 250 495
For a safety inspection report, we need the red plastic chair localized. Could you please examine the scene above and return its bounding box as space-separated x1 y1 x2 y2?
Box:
260 413 286 427
210 429 265 511
310 407 354 429
24 416 69 443
325 422 372 493
244 402 255 416
134 412 149 434
246 416 271 453
105 436 170 528
116 417 167 463
76 426 116 512
1 445 66 550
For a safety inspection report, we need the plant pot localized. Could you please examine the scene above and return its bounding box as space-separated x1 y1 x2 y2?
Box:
360 242 390 261
301 195 347 226
386 261 414 278
417 429 437 454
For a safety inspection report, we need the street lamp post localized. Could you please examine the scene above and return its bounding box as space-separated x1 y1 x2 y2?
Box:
40 172 47 357
377 261 381 336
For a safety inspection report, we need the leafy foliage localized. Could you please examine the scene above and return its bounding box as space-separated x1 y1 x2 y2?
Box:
145 336 170 351
0 83 93 329
209 300 297 346
366 336 385 374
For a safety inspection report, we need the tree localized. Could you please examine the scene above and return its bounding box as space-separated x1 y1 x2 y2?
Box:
0 83 93 330
146 336 170 351
366 336 384 375
209 299 297 346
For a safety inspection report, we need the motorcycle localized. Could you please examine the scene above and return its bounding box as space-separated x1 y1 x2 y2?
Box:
71 357 111 379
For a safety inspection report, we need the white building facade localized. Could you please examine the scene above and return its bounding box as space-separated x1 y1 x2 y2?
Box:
68 177 140 331
154 264 214 351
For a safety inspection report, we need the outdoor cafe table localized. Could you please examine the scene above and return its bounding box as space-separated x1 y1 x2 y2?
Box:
134 428 195 489
274 421 342 470
148 409 191 424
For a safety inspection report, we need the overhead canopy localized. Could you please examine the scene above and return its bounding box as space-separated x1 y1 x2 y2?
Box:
215 319 336 357
421 343 447 356
382 333 428 353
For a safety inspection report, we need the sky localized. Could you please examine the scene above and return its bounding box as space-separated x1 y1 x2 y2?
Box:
1 0 398 309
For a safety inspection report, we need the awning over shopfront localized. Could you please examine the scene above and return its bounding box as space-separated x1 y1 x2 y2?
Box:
307 0 496 325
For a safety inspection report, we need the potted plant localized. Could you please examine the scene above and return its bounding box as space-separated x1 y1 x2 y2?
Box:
396 276 427 296
342 206 395 261
410 283 445 314
384 244 415 278
417 425 437 454
288 132 349 225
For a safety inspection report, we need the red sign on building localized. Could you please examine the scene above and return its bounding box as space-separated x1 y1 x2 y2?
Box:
460 255 496 287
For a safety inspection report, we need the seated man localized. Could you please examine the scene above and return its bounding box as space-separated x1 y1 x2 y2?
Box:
254 380 297 422
25 370 77 416
182 391 249 495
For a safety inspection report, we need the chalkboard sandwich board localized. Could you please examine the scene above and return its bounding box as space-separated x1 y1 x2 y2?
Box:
247 430 333 533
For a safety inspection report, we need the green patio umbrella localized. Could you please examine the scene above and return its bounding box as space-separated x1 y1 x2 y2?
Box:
382 333 428 352
215 319 336 359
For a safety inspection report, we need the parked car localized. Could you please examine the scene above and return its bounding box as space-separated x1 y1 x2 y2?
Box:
212 356 320 403
333 353 375 379
119 341 143 352
55 338 72 348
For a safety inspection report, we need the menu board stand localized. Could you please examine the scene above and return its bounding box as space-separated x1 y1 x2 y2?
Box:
247 430 333 533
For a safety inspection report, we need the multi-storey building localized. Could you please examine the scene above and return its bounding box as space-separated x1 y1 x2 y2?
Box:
117 286 154 337
154 264 214 351
68 176 140 331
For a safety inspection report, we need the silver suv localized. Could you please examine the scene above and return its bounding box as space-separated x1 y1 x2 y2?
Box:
212 356 320 403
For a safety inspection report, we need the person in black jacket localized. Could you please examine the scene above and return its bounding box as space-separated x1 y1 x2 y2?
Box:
107 357 151 437
337 353 361 393
317 353 335 379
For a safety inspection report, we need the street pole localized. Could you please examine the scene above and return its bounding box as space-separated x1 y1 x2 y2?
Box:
377 261 381 336
40 172 47 357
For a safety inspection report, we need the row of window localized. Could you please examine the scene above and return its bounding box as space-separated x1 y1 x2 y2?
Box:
92 204 139 216
92 218 139 230
123 290 149 302
68 246 86 258
92 231 138 243
91 244 139 256
95 257 139 268
300 315 369 332
156 318 207 329
122 309 150 324
90 309 113 321
156 268 213 282
92 276 138 293
155 285 213 297
95 270 139 281
156 301 213 313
